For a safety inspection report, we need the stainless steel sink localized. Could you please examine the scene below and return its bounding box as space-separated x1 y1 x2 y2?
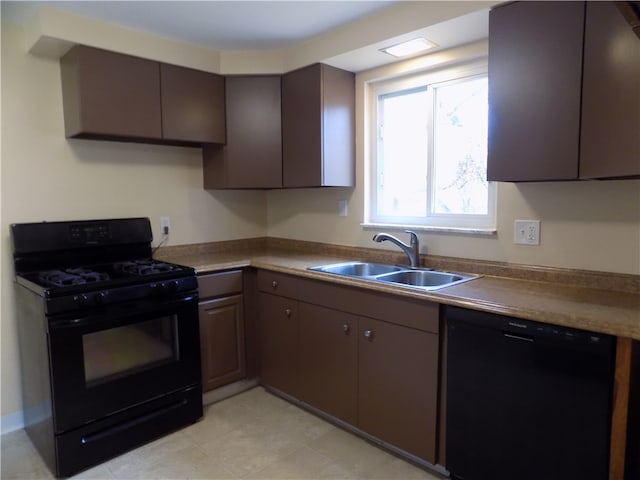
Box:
376 270 469 288
308 261 477 290
308 261 403 278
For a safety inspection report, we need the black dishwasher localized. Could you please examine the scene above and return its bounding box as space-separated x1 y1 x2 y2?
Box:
446 306 615 480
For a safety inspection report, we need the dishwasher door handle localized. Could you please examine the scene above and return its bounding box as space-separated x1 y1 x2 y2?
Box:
502 332 534 342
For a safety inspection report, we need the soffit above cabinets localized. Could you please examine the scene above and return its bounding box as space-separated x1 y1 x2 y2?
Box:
2 1 496 74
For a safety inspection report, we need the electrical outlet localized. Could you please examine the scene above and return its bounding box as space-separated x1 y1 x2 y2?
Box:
514 220 540 245
160 217 170 235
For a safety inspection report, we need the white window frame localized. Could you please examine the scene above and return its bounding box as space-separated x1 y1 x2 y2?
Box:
363 59 496 234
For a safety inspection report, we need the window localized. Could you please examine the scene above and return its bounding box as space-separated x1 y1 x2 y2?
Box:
366 62 495 232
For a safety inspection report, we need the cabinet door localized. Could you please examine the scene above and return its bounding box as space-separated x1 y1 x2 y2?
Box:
203 76 282 188
579 2 640 179
282 64 322 187
160 64 225 144
258 293 300 397
199 295 246 392
299 303 358 425
60 45 162 140
487 2 585 181
282 63 355 187
358 317 439 463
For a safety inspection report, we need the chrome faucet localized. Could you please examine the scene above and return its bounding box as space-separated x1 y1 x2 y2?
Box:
372 230 420 268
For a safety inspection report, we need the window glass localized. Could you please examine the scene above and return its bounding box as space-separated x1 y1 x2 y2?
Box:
368 63 495 231
433 76 489 215
378 87 429 218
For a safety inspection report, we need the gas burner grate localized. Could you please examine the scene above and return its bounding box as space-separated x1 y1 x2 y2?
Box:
38 269 110 287
113 260 180 276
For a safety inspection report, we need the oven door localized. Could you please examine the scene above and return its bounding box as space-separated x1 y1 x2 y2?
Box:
47 292 201 433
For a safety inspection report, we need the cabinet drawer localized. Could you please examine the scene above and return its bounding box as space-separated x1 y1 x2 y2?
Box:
257 270 299 299
297 277 439 334
198 270 242 299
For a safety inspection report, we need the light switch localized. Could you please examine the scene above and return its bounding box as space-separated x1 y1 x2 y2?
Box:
338 200 348 217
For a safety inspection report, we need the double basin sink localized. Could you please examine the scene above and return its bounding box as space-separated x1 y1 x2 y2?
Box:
308 261 477 291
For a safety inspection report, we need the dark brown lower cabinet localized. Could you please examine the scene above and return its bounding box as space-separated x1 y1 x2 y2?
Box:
258 292 301 398
298 303 358 425
199 295 246 391
358 317 439 463
256 269 440 465
197 270 246 392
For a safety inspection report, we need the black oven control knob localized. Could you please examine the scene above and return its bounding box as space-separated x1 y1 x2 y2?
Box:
74 294 89 306
151 282 167 295
95 291 108 305
167 280 180 292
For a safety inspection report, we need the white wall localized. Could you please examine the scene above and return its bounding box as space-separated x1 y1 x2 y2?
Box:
267 48 640 275
0 23 267 423
2 3 640 428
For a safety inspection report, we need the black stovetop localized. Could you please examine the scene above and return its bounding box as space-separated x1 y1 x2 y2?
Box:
11 218 197 312
28 258 188 287
18 258 194 296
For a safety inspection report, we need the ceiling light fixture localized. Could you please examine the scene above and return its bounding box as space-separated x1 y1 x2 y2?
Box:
380 37 438 58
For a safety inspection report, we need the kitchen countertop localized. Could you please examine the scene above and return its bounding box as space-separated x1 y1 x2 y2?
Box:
158 247 640 340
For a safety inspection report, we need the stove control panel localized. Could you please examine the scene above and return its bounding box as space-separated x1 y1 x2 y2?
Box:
48 276 198 314
73 291 110 307
69 222 111 244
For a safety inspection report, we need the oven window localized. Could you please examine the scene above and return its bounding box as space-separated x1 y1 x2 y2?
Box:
82 315 178 385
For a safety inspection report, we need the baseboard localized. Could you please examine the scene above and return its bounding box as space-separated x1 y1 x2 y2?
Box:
1 411 24 435
202 378 259 406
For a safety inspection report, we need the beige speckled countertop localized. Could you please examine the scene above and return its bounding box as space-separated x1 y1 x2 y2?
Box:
157 241 640 340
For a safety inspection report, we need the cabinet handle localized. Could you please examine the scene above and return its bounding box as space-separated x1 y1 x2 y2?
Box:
271 280 278 290
343 324 350 334
363 329 374 341
284 308 291 317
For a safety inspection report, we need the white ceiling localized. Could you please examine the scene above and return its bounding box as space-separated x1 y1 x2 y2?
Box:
2 1 399 50
2 1 492 72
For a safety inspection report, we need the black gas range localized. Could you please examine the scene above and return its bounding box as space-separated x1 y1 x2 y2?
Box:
11 218 202 478
13 218 197 312
17 257 197 315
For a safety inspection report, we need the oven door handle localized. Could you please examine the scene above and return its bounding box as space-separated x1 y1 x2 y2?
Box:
49 294 198 330
53 318 85 328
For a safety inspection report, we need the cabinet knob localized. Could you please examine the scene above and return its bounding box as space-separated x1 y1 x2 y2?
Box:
284 308 291 317
271 280 278 290
363 329 374 341
343 324 350 334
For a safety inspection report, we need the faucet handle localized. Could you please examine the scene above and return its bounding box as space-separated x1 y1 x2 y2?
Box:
404 230 419 244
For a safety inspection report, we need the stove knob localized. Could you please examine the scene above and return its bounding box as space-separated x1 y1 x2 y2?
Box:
151 282 166 294
167 280 179 292
95 291 108 304
74 294 89 306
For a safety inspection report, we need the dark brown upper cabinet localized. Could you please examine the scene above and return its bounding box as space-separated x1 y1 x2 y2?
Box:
282 63 355 188
60 45 225 146
203 76 282 188
579 1 640 179
60 45 162 141
160 64 225 144
487 1 640 182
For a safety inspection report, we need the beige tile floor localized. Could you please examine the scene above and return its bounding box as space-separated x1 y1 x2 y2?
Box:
1 387 443 479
